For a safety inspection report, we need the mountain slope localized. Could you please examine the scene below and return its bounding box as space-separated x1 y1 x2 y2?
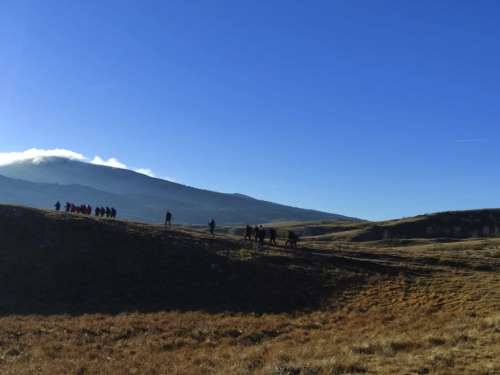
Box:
0 157 361 224
2 203 500 317
0 204 339 315
2 204 500 375
249 209 500 242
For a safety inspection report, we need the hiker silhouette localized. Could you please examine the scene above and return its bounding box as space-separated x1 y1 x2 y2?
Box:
244 224 252 244
269 228 277 245
165 211 172 227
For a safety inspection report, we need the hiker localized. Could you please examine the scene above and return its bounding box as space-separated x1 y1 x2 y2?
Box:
75 205 81 214
258 225 266 245
105 207 111 218
269 228 277 245
70 203 76 213
95 207 100 216
244 224 252 244
65 202 71 212
111 207 116 218
54 201 61 211
164 211 172 227
253 225 259 243
86 205 92 215
208 219 215 235
100 207 105 217
285 231 298 251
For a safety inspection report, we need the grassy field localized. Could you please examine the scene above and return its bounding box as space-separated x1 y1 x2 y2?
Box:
1 204 500 374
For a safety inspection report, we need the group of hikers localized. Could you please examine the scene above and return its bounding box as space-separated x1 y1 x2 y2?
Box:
53 204 296 247
245 224 298 249
163 210 297 248
244 224 275 245
54 201 117 218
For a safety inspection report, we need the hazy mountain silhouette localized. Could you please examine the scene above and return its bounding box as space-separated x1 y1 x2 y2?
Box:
0 157 361 225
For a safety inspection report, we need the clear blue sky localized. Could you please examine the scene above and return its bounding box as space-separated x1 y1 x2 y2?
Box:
1 0 499 221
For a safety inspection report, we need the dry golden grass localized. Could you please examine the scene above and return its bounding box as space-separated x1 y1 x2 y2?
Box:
2 307 500 374
2 205 500 374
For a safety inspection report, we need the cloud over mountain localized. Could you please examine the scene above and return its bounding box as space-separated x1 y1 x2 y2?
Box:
0 148 162 179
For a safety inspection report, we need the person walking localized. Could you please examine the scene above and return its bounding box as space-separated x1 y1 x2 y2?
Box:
269 228 277 245
244 224 252 244
208 219 215 235
54 201 61 211
164 211 172 227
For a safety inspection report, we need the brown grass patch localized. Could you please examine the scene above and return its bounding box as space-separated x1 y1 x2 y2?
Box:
2 204 500 374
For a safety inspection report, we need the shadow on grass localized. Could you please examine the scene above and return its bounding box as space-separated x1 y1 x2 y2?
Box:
1 249 435 317
0 204 432 316
0 242 361 316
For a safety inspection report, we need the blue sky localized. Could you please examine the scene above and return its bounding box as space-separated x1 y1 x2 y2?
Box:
1 0 499 221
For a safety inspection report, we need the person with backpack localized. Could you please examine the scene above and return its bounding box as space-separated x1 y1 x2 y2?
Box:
54 201 61 211
285 231 298 251
244 224 252 244
208 219 215 235
253 225 259 243
164 211 172 227
269 228 277 245
258 225 266 245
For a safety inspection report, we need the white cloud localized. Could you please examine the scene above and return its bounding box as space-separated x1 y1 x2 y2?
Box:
135 168 155 178
90 156 127 169
0 148 172 180
0 148 88 166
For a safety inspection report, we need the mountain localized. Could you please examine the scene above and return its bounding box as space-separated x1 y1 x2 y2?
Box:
0 157 361 225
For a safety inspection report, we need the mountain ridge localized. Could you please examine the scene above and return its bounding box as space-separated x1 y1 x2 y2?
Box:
0 157 361 225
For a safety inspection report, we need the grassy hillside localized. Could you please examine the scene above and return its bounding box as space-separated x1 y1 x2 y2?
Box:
212 208 500 242
0 204 349 316
2 204 500 374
